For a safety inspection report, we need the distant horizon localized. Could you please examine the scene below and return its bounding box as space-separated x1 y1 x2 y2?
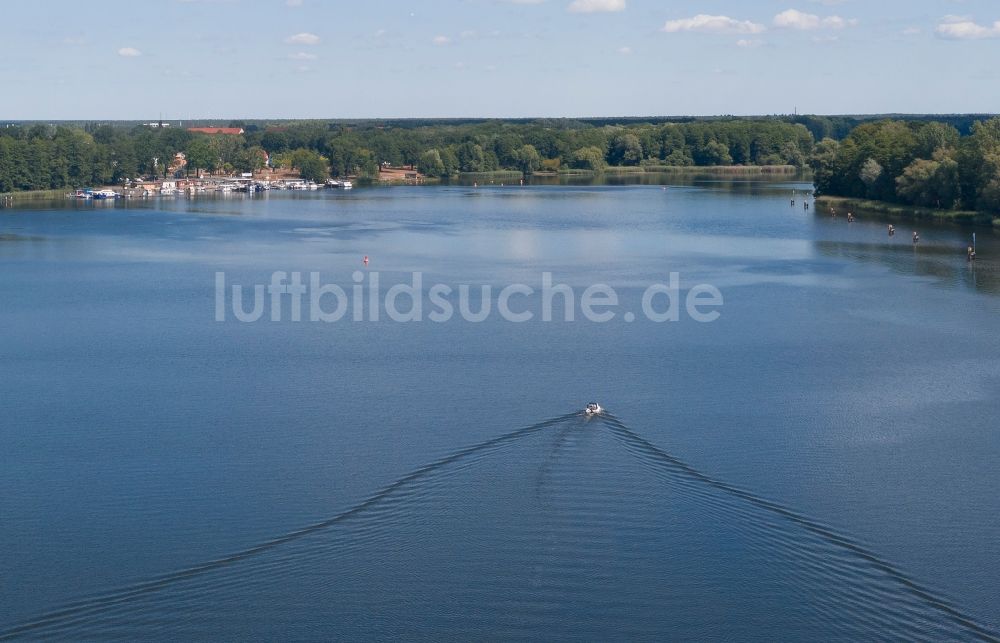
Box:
3 112 998 125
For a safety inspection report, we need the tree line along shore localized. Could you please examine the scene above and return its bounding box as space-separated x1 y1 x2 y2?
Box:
0 115 999 225
810 118 1000 226
0 118 814 192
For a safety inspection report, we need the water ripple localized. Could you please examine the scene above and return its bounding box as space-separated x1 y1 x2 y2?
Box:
2 411 995 641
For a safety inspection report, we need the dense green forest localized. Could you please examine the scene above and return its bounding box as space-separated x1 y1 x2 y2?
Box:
811 117 1000 213
1 115 999 215
1 118 814 192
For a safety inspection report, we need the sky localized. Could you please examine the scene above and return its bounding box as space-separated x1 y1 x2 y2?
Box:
1 0 998 119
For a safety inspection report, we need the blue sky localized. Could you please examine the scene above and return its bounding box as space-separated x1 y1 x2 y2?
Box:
2 0 999 119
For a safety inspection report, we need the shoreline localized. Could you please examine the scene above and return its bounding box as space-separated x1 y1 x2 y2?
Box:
815 196 1000 228
1 166 807 201
0 189 72 203
558 164 800 176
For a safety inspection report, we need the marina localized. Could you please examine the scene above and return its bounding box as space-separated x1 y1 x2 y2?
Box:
67 176 354 199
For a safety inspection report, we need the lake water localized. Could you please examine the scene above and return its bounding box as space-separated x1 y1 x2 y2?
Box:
1 179 999 640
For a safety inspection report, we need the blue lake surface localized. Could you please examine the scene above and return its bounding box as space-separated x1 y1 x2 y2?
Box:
1 180 999 640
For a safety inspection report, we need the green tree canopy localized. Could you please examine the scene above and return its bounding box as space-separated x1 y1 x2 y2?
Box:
896 149 960 209
291 149 329 182
572 146 606 171
186 137 217 175
514 144 542 174
418 149 447 177
609 133 643 166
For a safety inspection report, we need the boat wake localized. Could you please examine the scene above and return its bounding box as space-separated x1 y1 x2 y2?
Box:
597 412 997 642
1 410 996 640
0 413 577 640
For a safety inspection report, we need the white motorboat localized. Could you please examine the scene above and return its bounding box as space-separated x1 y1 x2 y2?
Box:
584 402 603 416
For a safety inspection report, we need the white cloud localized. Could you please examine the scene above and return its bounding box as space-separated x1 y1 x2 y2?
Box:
432 35 451 45
506 0 545 3
902 26 922 36
773 9 856 30
776 11 821 29
288 51 317 60
285 32 320 45
117 47 142 57
821 16 857 29
286 0 302 6
736 39 764 48
567 0 625 14
936 17 1000 40
662 15 765 34
617 46 632 54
